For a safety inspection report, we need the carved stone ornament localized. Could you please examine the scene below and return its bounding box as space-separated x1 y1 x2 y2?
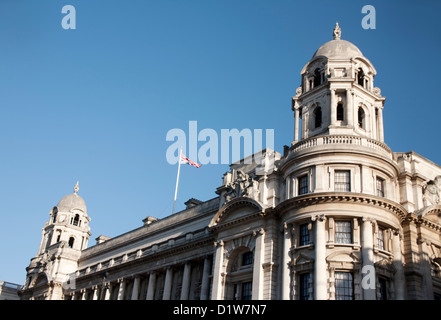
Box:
224 170 259 202
333 22 341 40
296 86 302 97
423 176 441 206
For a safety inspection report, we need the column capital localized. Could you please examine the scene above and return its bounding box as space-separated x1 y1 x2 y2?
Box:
362 217 376 225
214 240 224 247
311 214 326 222
253 228 265 237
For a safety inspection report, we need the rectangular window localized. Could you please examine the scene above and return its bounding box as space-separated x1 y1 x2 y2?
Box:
335 272 354 300
241 282 252 300
378 277 388 300
334 170 351 192
376 177 385 197
298 174 309 195
299 273 311 300
299 223 310 246
335 221 352 244
377 227 385 250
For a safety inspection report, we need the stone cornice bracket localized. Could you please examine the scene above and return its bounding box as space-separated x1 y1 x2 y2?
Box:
311 214 326 222
214 240 224 248
253 228 265 237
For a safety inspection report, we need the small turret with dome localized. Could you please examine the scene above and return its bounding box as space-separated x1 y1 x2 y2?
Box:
22 182 92 300
292 23 385 143
39 182 91 254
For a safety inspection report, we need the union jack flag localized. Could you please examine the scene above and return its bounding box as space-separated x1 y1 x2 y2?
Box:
180 154 202 168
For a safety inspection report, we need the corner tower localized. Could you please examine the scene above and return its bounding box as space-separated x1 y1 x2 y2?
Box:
292 23 386 143
20 182 91 300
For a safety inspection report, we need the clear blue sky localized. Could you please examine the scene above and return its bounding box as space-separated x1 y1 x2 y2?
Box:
0 0 440 285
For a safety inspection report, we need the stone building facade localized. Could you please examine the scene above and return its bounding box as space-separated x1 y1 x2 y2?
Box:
20 24 441 300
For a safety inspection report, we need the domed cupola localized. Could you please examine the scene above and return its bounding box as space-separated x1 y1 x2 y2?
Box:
57 185 87 214
292 23 385 144
38 182 91 254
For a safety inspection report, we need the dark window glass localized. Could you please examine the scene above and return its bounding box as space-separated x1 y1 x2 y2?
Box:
335 272 354 300
242 251 254 266
299 223 310 246
241 282 252 300
337 103 344 121
298 175 309 195
299 273 311 300
378 278 388 300
314 107 322 128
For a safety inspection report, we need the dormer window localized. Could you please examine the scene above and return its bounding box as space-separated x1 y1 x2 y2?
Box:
357 68 365 86
71 214 80 226
313 68 321 88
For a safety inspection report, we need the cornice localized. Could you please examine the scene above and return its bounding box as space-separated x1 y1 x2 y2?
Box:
275 192 408 222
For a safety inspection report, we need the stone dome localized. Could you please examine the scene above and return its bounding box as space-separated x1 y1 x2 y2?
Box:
312 39 363 60
57 193 87 213
56 182 87 213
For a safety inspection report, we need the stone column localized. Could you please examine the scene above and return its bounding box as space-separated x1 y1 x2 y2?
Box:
117 278 125 300
361 218 376 300
392 230 405 300
92 286 99 300
200 256 212 300
81 289 86 300
146 271 156 300
377 107 384 142
104 283 111 300
180 262 192 300
294 107 300 142
252 228 265 300
162 267 173 300
313 214 327 300
211 240 225 300
330 89 336 126
131 276 140 300
281 223 292 300
346 89 354 127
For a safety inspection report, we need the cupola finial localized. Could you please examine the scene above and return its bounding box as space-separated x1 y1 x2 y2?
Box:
333 22 341 40
74 181 79 194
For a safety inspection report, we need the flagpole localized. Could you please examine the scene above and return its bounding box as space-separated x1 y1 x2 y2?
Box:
172 147 182 214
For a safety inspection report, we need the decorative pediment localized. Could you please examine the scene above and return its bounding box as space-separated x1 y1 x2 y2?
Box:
208 197 264 229
326 250 360 264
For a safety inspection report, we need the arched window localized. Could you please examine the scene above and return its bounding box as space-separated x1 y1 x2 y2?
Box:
337 103 344 121
357 68 365 86
358 107 365 129
313 68 321 88
68 237 75 248
314 107 322 128
72 214 80 226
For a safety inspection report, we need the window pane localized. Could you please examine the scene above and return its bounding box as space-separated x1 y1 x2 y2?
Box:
376 177 385 197
298 175 309 195
335 170 351 192
377 228 385 250
335 272 354 300
242 251 254 266
241 282 252 300
335 221 352 244
299 273 311 300
299 223 310 246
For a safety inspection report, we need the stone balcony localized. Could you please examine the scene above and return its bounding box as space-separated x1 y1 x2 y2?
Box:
289 134 392 160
